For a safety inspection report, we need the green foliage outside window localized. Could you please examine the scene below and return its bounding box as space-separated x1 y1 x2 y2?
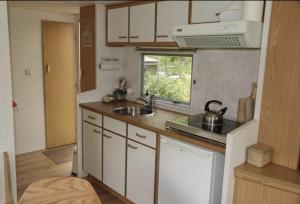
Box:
142 54 192 104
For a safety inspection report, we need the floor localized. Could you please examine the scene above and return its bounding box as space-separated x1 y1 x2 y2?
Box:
16 146 124 204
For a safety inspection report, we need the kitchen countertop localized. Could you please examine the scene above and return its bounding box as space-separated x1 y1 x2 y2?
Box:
235 163 300 194
80 101 225 154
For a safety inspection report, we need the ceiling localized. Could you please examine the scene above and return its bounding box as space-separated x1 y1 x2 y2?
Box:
8 1 124 15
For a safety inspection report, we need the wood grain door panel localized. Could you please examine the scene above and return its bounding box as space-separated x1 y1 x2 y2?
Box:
80 5 96 92
42 21 77 148
258 1 300 169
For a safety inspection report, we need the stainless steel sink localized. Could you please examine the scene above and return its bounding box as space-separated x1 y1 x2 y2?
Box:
113 107 154 116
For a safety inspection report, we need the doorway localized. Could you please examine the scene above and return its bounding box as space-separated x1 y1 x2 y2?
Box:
42 21 77 149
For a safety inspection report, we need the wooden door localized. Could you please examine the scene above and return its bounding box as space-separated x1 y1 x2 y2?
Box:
126 140 155 204
80 5 96 92
107 7 129 43
258 1 300 169
103 130 126 196
42 21 76 148
83 122 102 181
129 3 155 43
156 1 189 42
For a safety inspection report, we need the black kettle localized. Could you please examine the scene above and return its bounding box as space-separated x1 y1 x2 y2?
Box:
202 100 227 131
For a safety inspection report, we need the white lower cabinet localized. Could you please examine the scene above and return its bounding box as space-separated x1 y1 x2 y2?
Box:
83 122 102 181
103 130 126 196
126 140 156 204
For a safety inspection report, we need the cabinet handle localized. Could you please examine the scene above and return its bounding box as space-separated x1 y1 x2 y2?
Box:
103 134 112 139
93 129 101 134
136 133 147 139
157 35 168 38
129 36 139 39
118 36 128 39
88 115 95 120
128 144 138 150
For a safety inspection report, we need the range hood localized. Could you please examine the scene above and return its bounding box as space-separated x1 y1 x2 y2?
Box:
172 20 263 49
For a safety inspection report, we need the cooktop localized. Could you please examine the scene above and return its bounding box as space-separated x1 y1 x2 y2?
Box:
165 114 242 144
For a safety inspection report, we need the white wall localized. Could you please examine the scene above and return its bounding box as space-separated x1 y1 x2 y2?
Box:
122 49 260 120
0 2 17 203
8 7 77 154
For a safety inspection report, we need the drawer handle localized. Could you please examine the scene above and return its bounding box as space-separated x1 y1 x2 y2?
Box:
118 36 127 39
128 144 138 150
157 35 168 38
136 133 147 139
129 36 139 39
93 129 101 134
103 134 112 139
88 115 95 120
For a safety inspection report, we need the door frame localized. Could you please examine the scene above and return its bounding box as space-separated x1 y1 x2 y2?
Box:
41 20 78 149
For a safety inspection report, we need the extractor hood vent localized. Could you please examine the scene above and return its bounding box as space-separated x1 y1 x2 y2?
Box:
173 21 263 49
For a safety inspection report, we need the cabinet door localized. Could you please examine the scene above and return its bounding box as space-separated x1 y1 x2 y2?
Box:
103 130 126 196
83 122 102 181
191 1 234 23
127 140 156 204
107 7 129 43
129 3 155 42
156 1 189 42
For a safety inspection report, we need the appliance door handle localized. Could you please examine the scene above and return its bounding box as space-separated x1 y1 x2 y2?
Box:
135 133 147 139
88 115 95 120
103 134 112 139
128 144 138 150
93 129 101 134
157 35 168 38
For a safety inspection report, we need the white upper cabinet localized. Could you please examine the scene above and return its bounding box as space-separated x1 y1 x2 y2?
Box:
156 1 189 42
129 3 155 42
107 7 129 43
191 1 235 23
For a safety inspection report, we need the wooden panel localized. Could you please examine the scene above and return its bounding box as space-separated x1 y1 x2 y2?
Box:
129 3 155 42
83 122 102 181
128 124 156 148
3 152 14 204
83 109 102 127
42 21 77 148
156 1 189 42
102 130 126 196
107 7 129 43
126 140 156 204
264 186 300 204
103 116 126 136
80 5 96 92
234 178 264 204
235 163 300 195
258 1 300 169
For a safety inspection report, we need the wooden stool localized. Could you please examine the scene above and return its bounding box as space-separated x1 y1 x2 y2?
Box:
3 152 101 204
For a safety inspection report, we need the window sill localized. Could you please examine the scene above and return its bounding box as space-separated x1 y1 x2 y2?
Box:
155 100 192 115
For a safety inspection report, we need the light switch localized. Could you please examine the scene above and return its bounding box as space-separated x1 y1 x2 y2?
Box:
25 69 31 76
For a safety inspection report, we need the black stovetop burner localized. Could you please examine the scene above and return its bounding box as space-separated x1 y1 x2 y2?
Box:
170 114 242 135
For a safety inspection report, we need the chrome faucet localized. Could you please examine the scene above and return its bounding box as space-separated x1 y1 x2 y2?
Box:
136 95 156 110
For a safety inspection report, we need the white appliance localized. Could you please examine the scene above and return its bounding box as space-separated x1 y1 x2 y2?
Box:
172 20 263 48
158 136 225 204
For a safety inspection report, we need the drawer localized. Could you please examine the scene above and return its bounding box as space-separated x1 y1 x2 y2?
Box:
83 109 102 127
103 116 126 136
128 124 157 148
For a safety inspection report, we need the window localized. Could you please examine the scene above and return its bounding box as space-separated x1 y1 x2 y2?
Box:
141 53 193 105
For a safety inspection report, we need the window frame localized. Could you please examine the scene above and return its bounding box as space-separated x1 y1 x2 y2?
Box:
140 52 194 106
